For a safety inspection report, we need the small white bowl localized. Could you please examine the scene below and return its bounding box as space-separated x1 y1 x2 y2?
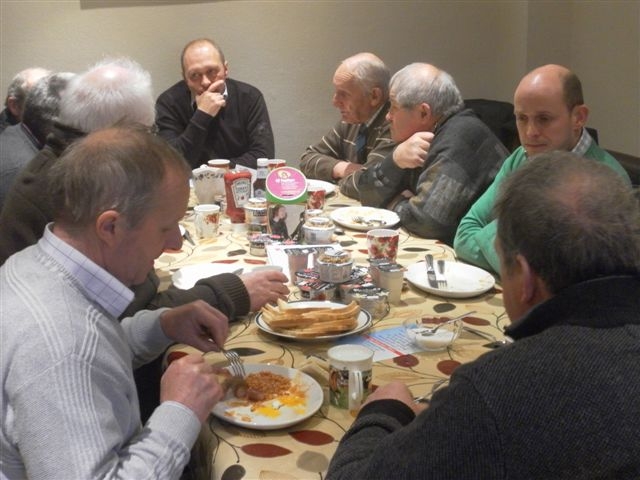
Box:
403 317 462 351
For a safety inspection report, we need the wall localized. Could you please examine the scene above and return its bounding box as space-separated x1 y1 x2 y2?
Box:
1 0 637 158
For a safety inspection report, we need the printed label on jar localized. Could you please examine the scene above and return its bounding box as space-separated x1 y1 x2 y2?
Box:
231 178 251 208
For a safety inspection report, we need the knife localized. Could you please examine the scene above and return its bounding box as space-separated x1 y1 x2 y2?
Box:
425 254 438 288
182 229 196 246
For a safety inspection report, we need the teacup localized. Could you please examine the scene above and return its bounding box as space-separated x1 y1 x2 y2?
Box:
192 166 225 204
366 228 399 262
327 344 373 412
194 204 221 239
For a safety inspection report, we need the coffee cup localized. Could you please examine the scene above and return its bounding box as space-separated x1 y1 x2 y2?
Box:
194 204 221 239
268 159 286 171
366 228 399 262
327 345 373 412
192 166 225 204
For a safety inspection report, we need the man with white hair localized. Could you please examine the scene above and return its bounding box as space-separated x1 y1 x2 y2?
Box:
0 57 155 263
358 63 508 244
0 72 75 208
0 67 51 134
299 52 396 199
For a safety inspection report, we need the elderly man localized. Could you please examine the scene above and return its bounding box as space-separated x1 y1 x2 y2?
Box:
1 126 233 479
454 64 631 274
0 57 288 420
299 52 395 199
358 63 508 244
156 38 274 169
0 72 74 207
327 152 640 479
0 67 50 133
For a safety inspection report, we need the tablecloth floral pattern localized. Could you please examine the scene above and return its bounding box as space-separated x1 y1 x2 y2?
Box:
157 193 507 480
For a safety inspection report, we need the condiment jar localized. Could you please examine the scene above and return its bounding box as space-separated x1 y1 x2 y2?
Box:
224 169 252 223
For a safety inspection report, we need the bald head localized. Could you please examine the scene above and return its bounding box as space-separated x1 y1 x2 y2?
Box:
516 64 584 111
5 67 52 120
336 52 390 100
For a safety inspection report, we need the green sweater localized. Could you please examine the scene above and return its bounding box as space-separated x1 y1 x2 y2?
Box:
453 144 631 274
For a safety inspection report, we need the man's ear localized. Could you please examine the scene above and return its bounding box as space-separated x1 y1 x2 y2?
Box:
95 210 121 248
516 253 553 306
6 97 20 117
369 87 383 106
572 104 589 129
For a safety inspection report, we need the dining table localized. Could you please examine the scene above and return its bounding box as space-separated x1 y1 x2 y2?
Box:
155 186 509 480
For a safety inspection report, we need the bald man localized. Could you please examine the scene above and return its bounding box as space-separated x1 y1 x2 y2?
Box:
0 67 50 134
156 38 274 169
454 64 631 274
357 63 507 244
299 53 396 200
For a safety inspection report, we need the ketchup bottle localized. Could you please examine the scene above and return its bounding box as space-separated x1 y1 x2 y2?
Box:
224 169 252 223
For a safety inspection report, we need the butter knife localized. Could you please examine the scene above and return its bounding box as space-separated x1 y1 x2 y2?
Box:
425 254 438 289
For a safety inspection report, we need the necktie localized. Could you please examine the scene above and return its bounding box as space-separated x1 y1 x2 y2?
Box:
356 125 367 163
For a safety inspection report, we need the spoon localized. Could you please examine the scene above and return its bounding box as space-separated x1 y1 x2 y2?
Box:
418 311 476 336
462 326 512 348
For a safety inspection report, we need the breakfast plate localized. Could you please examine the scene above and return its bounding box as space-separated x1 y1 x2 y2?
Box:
211 364 323 430
330 206 400 231
404 261 496 298
255 300 372 341
172 263 243 289
307 179 337 196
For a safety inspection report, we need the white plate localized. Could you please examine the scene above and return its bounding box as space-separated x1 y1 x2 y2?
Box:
255 300 372 341
330 206 400 231
307 179 337 196
172 264 243 289
211 364 323 430
404 261 496 298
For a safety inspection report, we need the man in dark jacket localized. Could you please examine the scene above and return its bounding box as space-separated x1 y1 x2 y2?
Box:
358 63 507 245
155 38 274 169
328 151 640 479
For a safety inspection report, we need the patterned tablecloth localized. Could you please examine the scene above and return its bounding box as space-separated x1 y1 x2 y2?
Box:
155 191 508 480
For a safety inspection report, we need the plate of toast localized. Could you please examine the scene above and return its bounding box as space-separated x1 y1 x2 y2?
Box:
255 300 372 341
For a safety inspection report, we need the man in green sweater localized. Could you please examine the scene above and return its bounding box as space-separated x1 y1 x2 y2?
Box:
454 64 630 274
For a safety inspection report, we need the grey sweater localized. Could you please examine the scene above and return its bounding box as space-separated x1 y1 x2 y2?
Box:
327 276 640 479
1 230 201 479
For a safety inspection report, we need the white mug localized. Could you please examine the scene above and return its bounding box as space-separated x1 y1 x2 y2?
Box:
327 345 373 411
192 166 225 204
194 204 221 239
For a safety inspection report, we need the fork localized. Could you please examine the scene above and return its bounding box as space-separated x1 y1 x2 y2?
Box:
436 259 448 289
221 348 246 378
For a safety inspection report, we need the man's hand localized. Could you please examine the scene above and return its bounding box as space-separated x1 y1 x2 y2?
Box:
160 354 226 422
196 79 226 117
332 161 363 179
159 300 229 353
363 381 427 415
393 131 435 169
240 270 290 311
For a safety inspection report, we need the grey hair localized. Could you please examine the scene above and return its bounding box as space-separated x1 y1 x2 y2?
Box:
390 63 464 118
58 57 155 133
495 151 640 294
4 67 51 114
342 53 390 100
48 124 191 229
22 72 75 145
